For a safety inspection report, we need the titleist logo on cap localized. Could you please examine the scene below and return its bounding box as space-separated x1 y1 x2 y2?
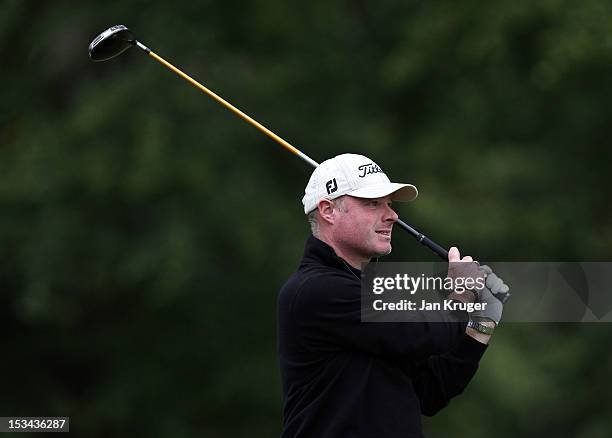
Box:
358 163 384 178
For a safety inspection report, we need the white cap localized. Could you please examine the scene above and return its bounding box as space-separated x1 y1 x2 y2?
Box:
302 153 418 214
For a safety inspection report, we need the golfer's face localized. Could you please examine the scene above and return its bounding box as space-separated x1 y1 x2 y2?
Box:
336 195 398 259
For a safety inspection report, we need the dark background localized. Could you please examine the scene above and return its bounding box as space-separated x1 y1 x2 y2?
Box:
1 1 611 436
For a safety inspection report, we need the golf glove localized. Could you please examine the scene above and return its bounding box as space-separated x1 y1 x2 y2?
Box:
471 285 503 325
480 265 510 303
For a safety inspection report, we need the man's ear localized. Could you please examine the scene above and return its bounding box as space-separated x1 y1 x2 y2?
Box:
317 199 336 225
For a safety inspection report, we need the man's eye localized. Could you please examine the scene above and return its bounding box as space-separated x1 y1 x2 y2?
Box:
368 201 379 207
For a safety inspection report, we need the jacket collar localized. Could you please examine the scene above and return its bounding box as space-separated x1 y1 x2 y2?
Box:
301 234 363 277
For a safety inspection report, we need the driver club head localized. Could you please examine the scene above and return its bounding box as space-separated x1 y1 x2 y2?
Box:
88 25 136 62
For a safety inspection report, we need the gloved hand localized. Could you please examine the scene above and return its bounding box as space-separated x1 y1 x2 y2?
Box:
471 285 503 325
480 265 511 303
470 265 509 324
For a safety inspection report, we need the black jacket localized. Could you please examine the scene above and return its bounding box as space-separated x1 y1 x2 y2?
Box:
277 235 487 437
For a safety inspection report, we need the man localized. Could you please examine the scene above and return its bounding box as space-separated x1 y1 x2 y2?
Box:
277 153 507 437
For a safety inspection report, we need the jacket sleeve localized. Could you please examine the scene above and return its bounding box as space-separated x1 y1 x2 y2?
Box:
407 334 487 416
290 271 468 361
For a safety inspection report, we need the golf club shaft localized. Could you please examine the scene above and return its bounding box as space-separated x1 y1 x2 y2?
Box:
147 51 318 168
141 45 449 260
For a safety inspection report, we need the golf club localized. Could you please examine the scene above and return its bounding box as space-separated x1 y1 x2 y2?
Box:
88 25 453 262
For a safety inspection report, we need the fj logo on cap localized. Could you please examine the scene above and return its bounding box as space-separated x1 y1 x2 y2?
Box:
326 178 338 195
358 163 384 178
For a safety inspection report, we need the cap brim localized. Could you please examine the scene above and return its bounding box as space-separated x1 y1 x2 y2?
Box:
348 183 418 202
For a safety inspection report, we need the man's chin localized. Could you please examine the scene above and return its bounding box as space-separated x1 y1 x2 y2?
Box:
375 244 392 257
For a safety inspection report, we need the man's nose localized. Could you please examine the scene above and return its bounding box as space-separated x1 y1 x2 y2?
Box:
384 204 398 223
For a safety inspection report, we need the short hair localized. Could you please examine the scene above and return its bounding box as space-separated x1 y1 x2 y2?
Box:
307 210 319 236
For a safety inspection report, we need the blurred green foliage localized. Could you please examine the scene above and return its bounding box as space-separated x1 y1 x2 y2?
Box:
1 0 611 436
